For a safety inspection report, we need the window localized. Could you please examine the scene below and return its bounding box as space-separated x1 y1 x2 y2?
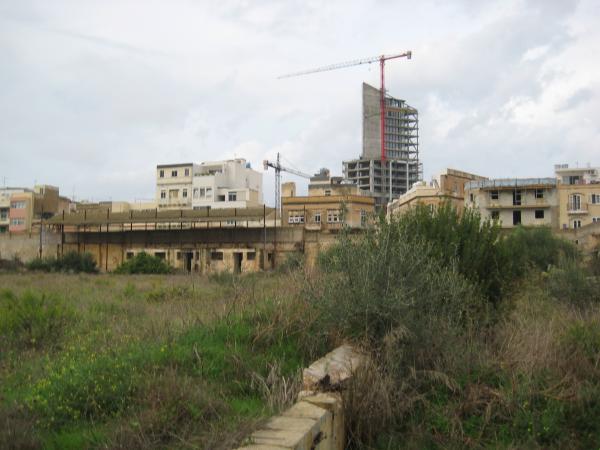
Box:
206 188 212 198
159 169 164 178
288 211 305 224
155 252 166 259
211 251 224 261
592 217 600 223
184 168 190 176
327 210 340 223
314 211 321 224
535 189 544 199
160 190 166 199
469 193 474 202
183 189 188 198
199 188 205 197
228 192 237 202
325 189 331 196
176 251 182 260
126 252 134 260
11 201 26 209
217 195 226 202
247 252 256 260
573 219 582 229
513 210 521 226
360 209 367 227
193 188 199 199
591 194 600 204
169 189 178 199
535 210 545 219
10 218 24 225
171 170 178 177
0 209 7 220
512 190 521 206
569 194 582 211
490 190 499 200
491 211 500 220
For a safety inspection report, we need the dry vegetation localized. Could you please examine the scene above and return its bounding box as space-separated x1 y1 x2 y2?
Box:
1 204 600 449
0 272 313 450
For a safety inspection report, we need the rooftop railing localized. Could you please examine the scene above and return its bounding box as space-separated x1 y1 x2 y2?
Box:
466 178 557 190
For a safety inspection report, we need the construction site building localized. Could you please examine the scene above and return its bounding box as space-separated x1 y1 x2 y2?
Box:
343 83 420 208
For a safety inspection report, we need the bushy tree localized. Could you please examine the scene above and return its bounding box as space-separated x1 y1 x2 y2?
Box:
503 226 578 273
393 202 509 305
26 252 97 273
114 252 172 274
316 216 487 343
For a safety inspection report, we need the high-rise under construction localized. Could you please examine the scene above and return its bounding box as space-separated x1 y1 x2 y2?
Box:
343 83 420 208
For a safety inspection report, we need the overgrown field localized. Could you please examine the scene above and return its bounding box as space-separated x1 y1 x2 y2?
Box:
0 272 319 449
2 204 600 449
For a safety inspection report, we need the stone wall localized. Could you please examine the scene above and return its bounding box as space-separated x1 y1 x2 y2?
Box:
0 230 61 262
237 345 363 450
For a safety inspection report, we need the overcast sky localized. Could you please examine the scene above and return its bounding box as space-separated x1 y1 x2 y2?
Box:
1 0 598 204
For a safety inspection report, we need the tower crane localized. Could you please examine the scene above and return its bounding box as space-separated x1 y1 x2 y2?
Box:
279 51 412 162
263 153 311 219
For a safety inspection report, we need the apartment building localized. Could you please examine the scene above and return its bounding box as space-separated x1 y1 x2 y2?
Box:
555 164 600 229
1 188 25 233
0 185 60 233
343 83 420 208
156 159 262 210
192 159 262 209
388 168 486 217
282 169 375 230
464 178 558 228
156 163 196 209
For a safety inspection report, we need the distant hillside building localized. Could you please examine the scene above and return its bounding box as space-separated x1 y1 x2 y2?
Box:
156 159 262 210
343 83 420 209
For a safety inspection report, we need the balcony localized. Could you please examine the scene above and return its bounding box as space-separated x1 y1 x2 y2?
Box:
567 202 588 214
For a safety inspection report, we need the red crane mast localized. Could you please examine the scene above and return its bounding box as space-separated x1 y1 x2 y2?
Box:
279 51 412 161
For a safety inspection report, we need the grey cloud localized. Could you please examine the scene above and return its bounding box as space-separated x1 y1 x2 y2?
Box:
558 87 594 111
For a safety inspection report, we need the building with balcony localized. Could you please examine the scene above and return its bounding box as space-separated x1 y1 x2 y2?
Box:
388 168 486 218
156 163 196 209
555 164 600 230
282 169 375 231
156 159 262 211
191 159 262 210
343 83 420 209
464 178 558 228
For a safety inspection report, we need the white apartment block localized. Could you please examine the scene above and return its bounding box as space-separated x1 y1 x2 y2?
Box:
156 159 262 210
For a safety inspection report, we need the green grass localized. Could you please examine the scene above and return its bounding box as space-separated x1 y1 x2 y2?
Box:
0 272 306 449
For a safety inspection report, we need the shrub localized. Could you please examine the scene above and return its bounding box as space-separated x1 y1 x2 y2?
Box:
26 251 97 273
503 226 578 273
391 202 509 305
0 289 76 349
276 252 304 273
315 216 487 343
590 246 600 276
26 349 140 426
114 252 172 274
0 257 24 273
546 258 600 307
